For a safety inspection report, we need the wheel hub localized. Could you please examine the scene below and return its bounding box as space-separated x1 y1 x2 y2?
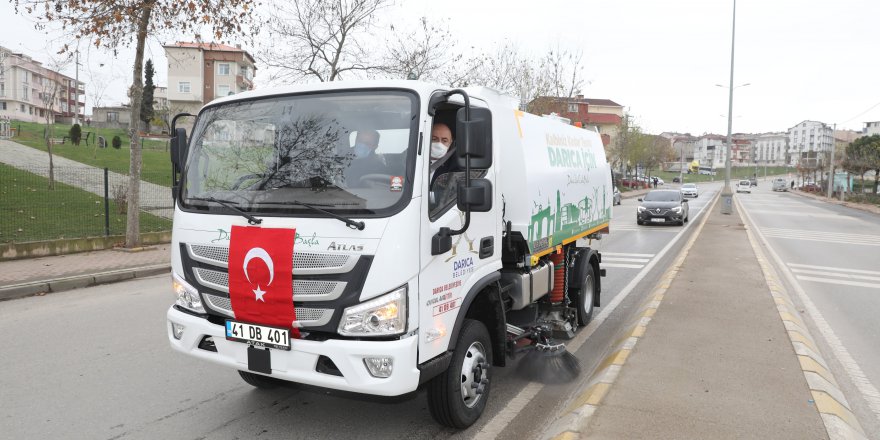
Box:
460 341 489 408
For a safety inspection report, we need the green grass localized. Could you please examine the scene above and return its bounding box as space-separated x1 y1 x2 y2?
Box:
0 163 172 244
8 120 172 187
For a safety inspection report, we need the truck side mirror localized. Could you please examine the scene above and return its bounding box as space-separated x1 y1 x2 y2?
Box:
170 127 188 201
457 178 492 212
455 107 492 169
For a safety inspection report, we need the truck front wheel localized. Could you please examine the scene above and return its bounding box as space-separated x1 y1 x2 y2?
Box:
427 319 492 428
575 264 596 326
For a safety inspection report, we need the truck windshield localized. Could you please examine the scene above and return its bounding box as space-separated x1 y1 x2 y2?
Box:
180 90 418 217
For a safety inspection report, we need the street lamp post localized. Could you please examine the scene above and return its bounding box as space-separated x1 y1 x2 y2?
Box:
720 0 739 215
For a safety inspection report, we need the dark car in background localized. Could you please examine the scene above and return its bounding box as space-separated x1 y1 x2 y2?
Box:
637 190 689 226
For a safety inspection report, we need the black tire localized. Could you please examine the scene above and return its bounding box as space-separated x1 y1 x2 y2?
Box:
575 264 596 326
238 370 286 389
637 219 643 225
427 319 492 429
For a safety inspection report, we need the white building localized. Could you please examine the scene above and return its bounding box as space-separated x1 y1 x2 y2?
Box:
753 132 788 166
163 42 256 116
693 134 726 169
0 45 85 123
786 120 833 166
864 121 880 136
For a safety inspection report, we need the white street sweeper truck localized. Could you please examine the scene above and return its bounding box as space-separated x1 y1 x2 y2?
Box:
166 81 612 428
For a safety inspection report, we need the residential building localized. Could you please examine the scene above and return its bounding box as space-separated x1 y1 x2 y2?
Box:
163 42 256 116
93 105 131 129
527 95 624 146
753 132 788 166
863 121 880 137
692 134 726 170
786 120 833 167
731 133 756 166
0 45 85 123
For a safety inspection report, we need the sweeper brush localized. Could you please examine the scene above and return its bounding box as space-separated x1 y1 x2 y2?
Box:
508 324 582 384
517 342 581 384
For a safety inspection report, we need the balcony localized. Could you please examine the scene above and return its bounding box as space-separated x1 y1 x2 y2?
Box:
236 74 253 90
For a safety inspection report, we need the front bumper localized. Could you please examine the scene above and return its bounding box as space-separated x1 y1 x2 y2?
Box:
681 191 697 197
637 210 684 223
167 307 420 396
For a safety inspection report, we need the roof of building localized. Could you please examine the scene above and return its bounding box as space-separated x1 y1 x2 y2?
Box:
530 95 623 107
581 98 622 107
585 113 622 125
164 42 256 63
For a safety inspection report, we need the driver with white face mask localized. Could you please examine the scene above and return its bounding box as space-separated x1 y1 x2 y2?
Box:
429 122 459 185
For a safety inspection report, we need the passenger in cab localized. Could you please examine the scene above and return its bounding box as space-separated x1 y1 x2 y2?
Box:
346 129 387 184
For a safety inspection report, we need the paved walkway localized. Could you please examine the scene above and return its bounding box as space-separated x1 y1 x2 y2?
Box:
0 139 173 218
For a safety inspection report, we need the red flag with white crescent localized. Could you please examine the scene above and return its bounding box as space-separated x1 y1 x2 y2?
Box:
228 226 299 337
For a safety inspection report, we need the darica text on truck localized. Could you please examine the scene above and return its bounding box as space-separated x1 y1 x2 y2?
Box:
166 81 612 428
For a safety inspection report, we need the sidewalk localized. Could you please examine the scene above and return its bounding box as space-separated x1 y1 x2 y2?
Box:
549 199 865 439
0 245 170 300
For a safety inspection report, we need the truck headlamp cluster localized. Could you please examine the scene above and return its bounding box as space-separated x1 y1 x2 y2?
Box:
172 273 205 313
338 285 408 337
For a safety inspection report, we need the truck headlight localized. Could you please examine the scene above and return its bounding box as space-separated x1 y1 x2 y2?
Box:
339 285 407 337
172 273 205 313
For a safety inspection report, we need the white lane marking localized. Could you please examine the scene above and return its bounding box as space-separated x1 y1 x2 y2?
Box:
738 199 880 422
473 195 719 440
602 263 645 269
602 257 650 263
763 228 880 241
790 269 880 283
761 230 880 247
602 252 655 258
794 276 880 289
788 263 880 276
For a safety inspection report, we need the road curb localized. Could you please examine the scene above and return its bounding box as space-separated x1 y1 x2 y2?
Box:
543 192 720 440
735 195 868 440
0 264 170 301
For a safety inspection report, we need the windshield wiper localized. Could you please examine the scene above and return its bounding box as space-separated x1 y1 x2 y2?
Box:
189 196 262 225
281 200 366 230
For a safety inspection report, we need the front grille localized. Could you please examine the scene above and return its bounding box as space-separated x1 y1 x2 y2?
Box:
202 293 333 327
193 267 346 301
187 244 358 275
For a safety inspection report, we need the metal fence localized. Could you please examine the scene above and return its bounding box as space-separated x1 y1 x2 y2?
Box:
0 164 173 244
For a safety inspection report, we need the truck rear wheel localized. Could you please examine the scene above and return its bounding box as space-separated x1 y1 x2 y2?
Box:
575 264 596 326
427 319 492 429
238 370 285 389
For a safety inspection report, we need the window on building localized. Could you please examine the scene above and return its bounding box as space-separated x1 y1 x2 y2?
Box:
0 102 6 110
217 84 231 97
178 81 191 93
217 63 230 76
107 111 119 122
567 103 578 113
22 85 28 100
20 104 25 112
28 106 33 115
0 82 4 97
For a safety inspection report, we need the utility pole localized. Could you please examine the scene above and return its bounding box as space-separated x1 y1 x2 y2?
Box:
826 123 836 198
721 0 737 215
678 139 685 184
74 49 80 125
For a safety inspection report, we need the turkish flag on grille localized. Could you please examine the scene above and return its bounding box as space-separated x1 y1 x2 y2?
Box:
228 226 299 337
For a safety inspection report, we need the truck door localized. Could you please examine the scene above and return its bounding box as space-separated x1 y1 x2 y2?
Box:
417 106 498 363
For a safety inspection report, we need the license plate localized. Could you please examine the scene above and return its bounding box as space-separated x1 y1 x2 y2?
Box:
651 218 665 223
226 320 291 350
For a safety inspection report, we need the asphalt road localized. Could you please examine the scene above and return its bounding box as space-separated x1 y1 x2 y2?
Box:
736 183 880 434
0 184 720 440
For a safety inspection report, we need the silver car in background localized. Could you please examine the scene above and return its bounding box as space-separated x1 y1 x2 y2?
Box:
772 178 788 191
680 183 699 198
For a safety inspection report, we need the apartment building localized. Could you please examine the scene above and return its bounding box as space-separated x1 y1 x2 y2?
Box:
0 45 85 123
786 120 833 167
753 132 788 166
692 134 726 169
864 121 880 137
163 42 256 116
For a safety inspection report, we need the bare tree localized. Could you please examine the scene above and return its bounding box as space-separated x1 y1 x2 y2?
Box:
542 44 585 98
261 0 391 83
37 53 73 190
382 17 463 81
15 0 258 248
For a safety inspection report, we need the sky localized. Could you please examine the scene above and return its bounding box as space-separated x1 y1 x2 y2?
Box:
2 0 878 135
